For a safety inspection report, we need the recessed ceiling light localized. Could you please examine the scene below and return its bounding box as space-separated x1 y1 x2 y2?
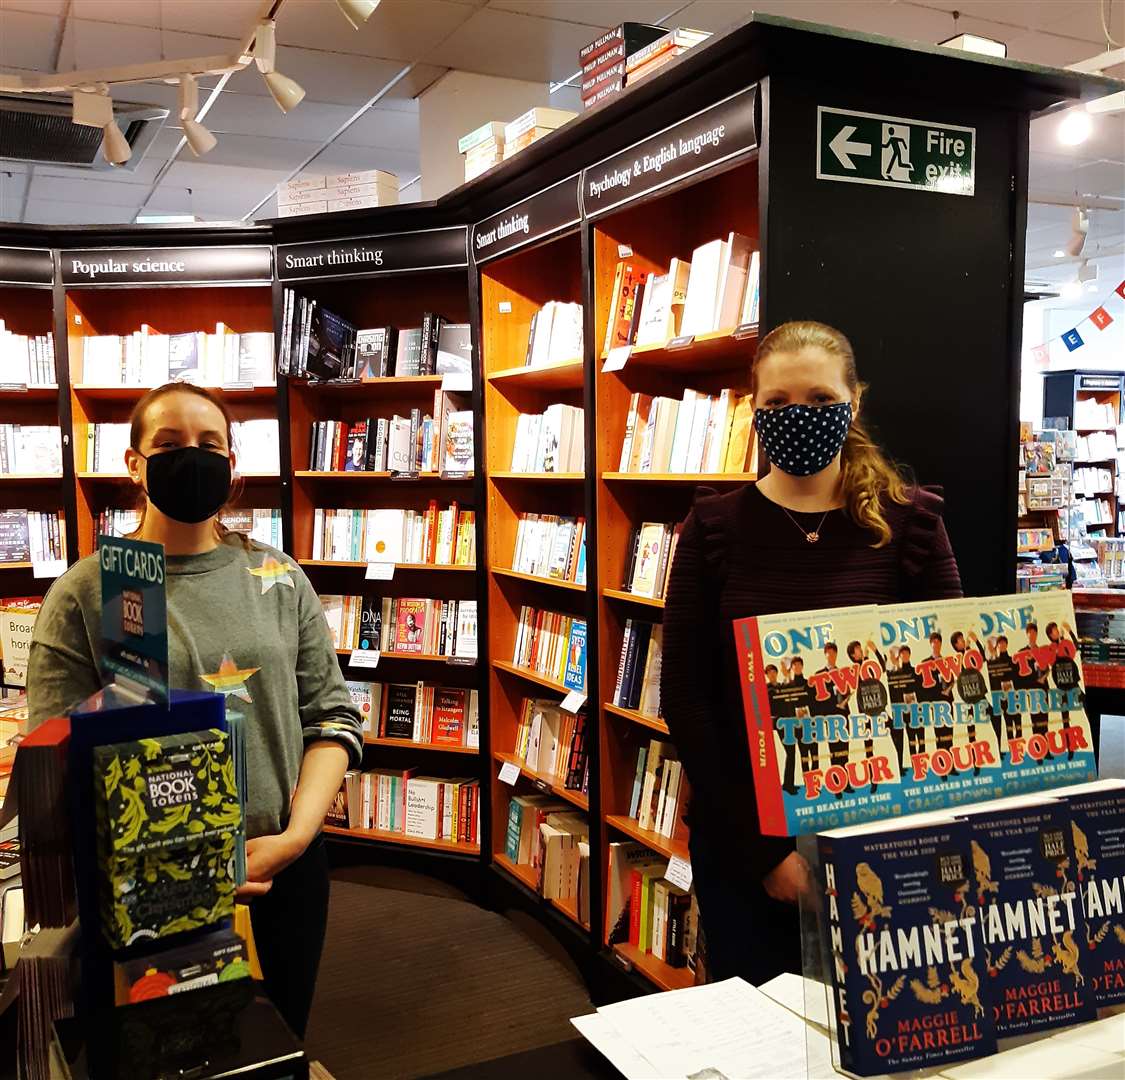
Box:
1053 249 1066 257
1061 281 1083 300
1058 109 1093 146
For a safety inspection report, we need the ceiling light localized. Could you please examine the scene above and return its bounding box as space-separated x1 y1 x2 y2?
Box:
337 0 380 29
263 70 305 113
72 87 113 127
102 118 131 165
178 74 216 156
1053 249 1066 258
254 21 276 73
1058 108 1093 146
1061 281 1083 300
178 74 199 120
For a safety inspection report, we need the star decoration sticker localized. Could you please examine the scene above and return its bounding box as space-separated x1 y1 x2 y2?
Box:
248 553 296 594
200 653 260 704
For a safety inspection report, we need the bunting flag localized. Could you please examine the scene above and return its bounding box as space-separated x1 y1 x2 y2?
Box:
1026 278 1125 370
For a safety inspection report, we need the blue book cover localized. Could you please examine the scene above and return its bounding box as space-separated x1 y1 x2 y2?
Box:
961 798 1096 1035
818 817 996 1076
563 619 587 693
1063 780 1125 1005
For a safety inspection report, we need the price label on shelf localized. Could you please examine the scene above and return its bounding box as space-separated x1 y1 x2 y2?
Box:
665 855 693 892
348 649 381 670
441 372 472 393
617 244 633 259
560 690 586 713
498 301 512 313
220 381 254 392
602 346 631 373
391 470 420 482
32 558 67 579
365 562 395 581
667 335 695 351
732 322 759 340
0 383 28 393
439 470 472 481
498 761 521 785
446 655 476 667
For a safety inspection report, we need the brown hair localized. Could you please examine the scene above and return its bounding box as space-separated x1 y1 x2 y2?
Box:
127 382 253 549
751 320 909 547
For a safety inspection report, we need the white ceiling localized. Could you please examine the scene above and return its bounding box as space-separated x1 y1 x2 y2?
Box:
0 0 1122 294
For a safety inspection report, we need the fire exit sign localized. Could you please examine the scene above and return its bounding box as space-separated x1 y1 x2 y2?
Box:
816 106 976 196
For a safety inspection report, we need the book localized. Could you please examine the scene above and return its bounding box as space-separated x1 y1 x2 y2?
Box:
436 323 472 375
432 687 468 745
306 307 355 380
563 619 587 693
404 776 441 840
443 411 474 472
394 328 423 376
345 680 381 733
679 237 727 337
818 814 996 1075
383 683 416 740
395 598 428 653
356 327 396 379
579 22 667 65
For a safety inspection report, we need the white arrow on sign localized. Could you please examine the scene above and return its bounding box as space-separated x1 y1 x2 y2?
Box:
829 125 871 171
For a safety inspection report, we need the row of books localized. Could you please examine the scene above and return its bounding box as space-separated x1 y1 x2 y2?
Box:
510 513 587 584
305 398 473 474
618 389 756 475
503 794 590 916
358 680 480 748
320 594 478 659
459 107 576 182
578 21 665 108
620 521 680 600
0 324 55 386
818 781 1125 1076
276 168 399 217
1073 397 1119 429
627 737 683 837
84 419 279 475
0 425 62 476
79 326 274 387
280 298 470 382
512 605 587 692
603 233 759 355
509 404 585 473
612 619 663 718
607 841 699 971
96 507 282 548
0 510 66 565
523 301 583 369
332 769 480 845
0 598 40 688
1072 466 1114 495
512 697 589 793
625 26 711 86
310 504 476 566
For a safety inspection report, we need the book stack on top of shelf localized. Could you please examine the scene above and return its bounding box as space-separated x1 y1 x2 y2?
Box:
276 170 399 218
510 514 587 584
579 22 667 110
524 302 583 369
310 504 475 566
510 405 585 474
0 323 56 386
503 794 590 923
306 392 472 475
372 680 479 748
331 769 480 847
460 121 506 182
512 696 590 794
512 606 587 691
0 598 39 688
321 594 477 659
502 107 577 163
0 511 66 568
611 620 662 718
0 426 62 476
78 326 274 386
626 27 712 86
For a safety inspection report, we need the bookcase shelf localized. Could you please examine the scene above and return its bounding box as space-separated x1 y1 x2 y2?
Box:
602 703 668 735
601 472 753 484
0 473 63 483
0 385 59 402
491 659 571 696
72 383 278 402
364 735 479 755
487 359 584 391
491 566 586 592
323 823 480 855
494 750 590 811
600 326 758 374
488 471 584 482
297 375 444 393
493 853 589 931
299 559 475 572
293 470 471 481
0 562 34 571
601 588 665 610
604 814 689 863
611 943 694 992
336 648 474 665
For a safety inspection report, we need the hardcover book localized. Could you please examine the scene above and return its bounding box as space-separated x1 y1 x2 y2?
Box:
395 599 427 653
961 798 1095 1035
443 411 474 473
432 687 467 745
818 816 996 1076
383 683 416 740
306 307 353 381
357 327 396 379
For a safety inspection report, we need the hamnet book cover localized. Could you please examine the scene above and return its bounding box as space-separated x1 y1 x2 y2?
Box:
818 816 996 1076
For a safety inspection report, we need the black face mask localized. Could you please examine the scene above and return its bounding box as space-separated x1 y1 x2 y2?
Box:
141 446 232 524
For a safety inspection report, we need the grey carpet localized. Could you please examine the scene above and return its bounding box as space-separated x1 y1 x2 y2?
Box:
305 874 595 1079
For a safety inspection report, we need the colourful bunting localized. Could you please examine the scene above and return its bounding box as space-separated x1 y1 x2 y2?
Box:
1091 306 1113 330
1025 279 1125 365
1063 327 1085 351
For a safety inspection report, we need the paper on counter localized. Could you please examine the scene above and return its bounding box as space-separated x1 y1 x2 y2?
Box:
570 1013 664 1080
757 971 832 1030
939 1038 1124 1080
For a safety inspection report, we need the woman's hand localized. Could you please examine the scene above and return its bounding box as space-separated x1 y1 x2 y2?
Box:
763 850 811 904
237 830 305 899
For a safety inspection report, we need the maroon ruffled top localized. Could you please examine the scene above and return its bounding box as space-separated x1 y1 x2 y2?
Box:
661 484 963 882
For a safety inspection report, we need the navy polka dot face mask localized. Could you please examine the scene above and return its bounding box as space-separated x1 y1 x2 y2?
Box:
753 401 853 477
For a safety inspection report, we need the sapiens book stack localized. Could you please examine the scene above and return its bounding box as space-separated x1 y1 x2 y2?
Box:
276 170 399 218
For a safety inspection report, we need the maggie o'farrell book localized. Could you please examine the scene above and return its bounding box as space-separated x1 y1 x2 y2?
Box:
818 816 996 1076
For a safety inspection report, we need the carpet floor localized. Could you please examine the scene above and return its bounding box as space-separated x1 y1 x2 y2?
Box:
304 872 595 1079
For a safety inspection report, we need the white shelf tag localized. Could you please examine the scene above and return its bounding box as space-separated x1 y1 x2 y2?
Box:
665 855 693 892
498 301 512 313
617 244 633 258
499 761 521 785
602 346 631 373
365 561 396 581
348 649 381 670
32 558 67 579
560 690 587 714
441 371 472 393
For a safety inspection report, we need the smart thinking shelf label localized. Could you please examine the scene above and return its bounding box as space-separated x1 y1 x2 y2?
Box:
472 174 581 264
581 85 757 218
277 226 468 281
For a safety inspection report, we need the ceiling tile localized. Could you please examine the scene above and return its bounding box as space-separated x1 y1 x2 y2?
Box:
381 63 448 108
333 106 419 149
0 9 62 69
0 172 29 221
903 1 1080 33
299 143 420 179
24 198 135 224
152 0 263 38
1040 0 1125 45
170 131 325 172
484 0 667 26
204 92 357 141
1000 27 1113 68
0 1 67 15
425 7 600 82
30 172 149 207
219 47 413 107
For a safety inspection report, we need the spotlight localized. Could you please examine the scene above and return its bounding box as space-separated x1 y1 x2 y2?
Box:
263 70 305 113
337 0 380 29
254 20 276 73
178 75 216 156
102 118 131 165
72 87 113 127
1058 108 1093 146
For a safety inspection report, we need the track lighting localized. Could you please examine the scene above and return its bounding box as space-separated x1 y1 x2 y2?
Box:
254 21 276 74
1065 207 1089 257
102 117 131 165
336 0 380 29
72 86 113 127
178 75 216 156
263 70 305 113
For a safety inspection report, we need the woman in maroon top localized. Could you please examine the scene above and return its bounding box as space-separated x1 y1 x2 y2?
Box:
661 320 962 984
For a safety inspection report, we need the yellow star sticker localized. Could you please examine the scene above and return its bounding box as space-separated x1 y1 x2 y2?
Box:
247 553 296 594
200 653 260 704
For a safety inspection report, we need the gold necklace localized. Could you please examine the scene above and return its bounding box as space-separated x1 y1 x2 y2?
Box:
779 506 832 543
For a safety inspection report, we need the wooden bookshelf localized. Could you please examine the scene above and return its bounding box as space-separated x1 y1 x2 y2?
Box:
602 588 664 609
488 471 584 482
72 383 277 402
491 566 586 592
487 358 584 391
600 326 759 374
491 659 570 695
604 814 689 863
612 943 695 992
493 853 588 930
602 472 753 484
336 648 474 664
323 823 479 855
299 559 474 572
493 750 589 811
603 703 668 735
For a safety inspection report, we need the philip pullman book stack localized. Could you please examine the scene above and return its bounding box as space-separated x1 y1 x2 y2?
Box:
578 22 666 109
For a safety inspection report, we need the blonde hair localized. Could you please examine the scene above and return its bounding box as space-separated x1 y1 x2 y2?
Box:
752 320 909 547
127 382 254 550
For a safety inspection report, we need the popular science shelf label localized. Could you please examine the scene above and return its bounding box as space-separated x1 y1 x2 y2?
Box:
62 246 272 286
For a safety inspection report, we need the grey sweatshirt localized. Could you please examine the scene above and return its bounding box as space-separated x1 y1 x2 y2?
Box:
27 535 363 839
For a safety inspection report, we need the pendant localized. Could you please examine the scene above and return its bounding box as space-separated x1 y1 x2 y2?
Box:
806 532 819 543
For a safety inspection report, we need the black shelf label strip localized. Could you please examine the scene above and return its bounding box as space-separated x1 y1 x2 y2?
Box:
276 226 469 281
0 246 54 286
60 245 273 286
471 174 582 264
